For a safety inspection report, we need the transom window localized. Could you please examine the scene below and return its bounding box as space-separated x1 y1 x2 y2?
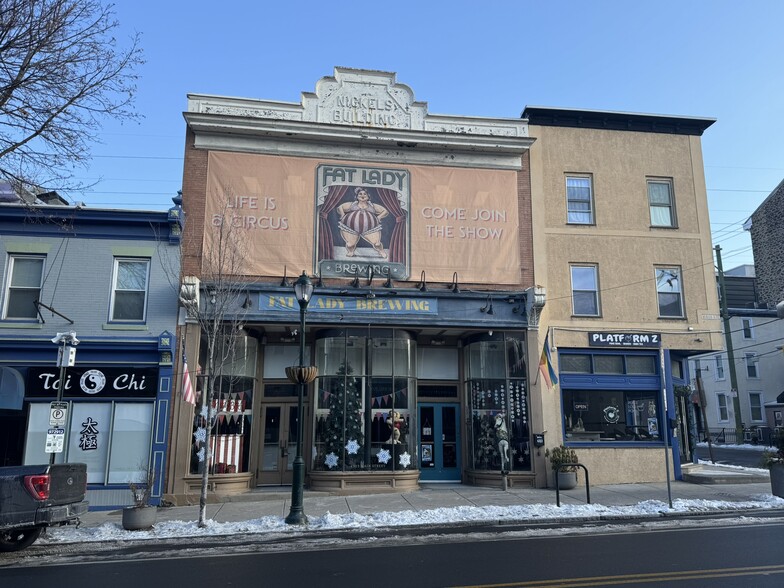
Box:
560 353 656 375
110 258 150 322
655 267 684 318
648 179 676 227
570 264 600 316
3 255 44 319
566 175 594 224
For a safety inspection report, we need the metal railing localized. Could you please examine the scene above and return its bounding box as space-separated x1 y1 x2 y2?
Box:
703 427 776 446
554 463 590 507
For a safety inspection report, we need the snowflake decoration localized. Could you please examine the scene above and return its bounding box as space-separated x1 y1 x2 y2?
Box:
376 449 391 464
200 405 209 419
398 451 412 468
196 447 205 463
324 452 339 469
193 427 206 443
345 439 360 455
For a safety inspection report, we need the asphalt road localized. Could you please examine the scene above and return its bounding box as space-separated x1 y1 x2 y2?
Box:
2 514 783 587
695 445 768 468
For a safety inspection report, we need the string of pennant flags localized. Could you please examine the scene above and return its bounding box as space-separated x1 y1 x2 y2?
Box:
320 388 408 407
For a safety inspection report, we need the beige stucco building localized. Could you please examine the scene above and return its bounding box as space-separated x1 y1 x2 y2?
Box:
526 107 722 484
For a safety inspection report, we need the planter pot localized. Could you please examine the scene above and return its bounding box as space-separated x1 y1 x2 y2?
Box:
557 470 578 490
122 506 158 531
770 462 784 499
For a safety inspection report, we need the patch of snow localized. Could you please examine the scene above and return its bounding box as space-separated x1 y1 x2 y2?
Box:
38 495 784 546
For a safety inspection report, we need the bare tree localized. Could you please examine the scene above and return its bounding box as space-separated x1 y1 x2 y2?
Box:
0 0 143 191
184 191 252 527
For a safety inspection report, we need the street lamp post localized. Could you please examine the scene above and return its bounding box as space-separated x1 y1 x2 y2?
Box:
285 271 317 525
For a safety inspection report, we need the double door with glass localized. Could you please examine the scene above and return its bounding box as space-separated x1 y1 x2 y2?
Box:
258 403 300 485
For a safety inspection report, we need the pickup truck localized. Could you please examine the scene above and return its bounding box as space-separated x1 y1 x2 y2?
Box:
0 463 88 552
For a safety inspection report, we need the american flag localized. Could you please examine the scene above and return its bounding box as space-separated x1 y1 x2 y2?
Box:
182 350 196 405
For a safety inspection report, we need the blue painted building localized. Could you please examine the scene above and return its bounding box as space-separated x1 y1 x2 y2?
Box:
0 197 183 508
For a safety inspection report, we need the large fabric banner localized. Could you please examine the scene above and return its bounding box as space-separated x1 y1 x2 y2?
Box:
205 152 520 284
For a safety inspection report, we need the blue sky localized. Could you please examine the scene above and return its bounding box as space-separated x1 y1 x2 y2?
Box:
68 0 784 269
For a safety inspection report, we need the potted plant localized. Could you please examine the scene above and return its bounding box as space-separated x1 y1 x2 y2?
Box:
546 445 579 490
122 467 158 531
760 433 784 499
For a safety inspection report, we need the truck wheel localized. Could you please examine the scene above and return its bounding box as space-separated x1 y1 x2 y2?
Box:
0 527 44 552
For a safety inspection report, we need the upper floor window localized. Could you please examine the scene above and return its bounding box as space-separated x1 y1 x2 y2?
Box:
717 393 729 422
648 179 676 228
741 318 754 340
745 352 759 379
570 264 600 316
749 392 763 422
655 267 684 318
715 355 725 380
3 255 44 320
566 175 594 224
110 258 150 322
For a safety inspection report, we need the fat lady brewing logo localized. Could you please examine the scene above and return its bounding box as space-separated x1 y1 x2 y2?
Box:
80 369 107 394
315 164 411 280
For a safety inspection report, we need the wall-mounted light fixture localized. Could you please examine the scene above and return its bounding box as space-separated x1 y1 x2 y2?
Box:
449 272 460 293
350 268 361 288
241 292 252 309
315 273 324 288
417 270 427 292
480 296 494 315
280 266 291 287
383 274 394 288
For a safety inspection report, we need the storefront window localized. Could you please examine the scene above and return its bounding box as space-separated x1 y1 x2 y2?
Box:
313 330 417 472
25 401 154 484
465 334 530 472
560 351 662 443
190 335 256 475
563 389 661 442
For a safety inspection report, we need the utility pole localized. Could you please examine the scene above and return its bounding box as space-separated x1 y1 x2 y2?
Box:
714 245 744 442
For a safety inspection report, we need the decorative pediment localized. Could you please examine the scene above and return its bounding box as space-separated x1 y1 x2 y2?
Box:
302 68 426 130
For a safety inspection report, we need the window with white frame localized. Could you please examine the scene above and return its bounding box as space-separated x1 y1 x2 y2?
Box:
566 175 594 224
647 178 676 227
655 267 684 317
741 318 754 340
749 392 763 422
3 255 44 319
715 355 725 380
745 353 759 379
110 258 150 322
717 393 729 422
570 264 600 316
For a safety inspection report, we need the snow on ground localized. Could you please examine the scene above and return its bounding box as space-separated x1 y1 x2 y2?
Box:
39 495 784 546
34 443 782 547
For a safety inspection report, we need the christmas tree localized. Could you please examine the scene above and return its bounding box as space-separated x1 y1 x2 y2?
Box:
324 362 364 470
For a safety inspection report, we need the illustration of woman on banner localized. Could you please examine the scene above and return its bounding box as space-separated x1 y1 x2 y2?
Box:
336 187 389 258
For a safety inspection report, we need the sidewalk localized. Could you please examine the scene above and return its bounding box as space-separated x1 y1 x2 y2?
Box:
77 464 777 530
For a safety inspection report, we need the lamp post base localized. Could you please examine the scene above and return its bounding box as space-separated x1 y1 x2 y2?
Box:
285 458 308 525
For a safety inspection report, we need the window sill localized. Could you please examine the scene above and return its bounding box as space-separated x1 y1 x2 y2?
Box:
103 323 149 331
0 321 43 329
649 225 679 230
